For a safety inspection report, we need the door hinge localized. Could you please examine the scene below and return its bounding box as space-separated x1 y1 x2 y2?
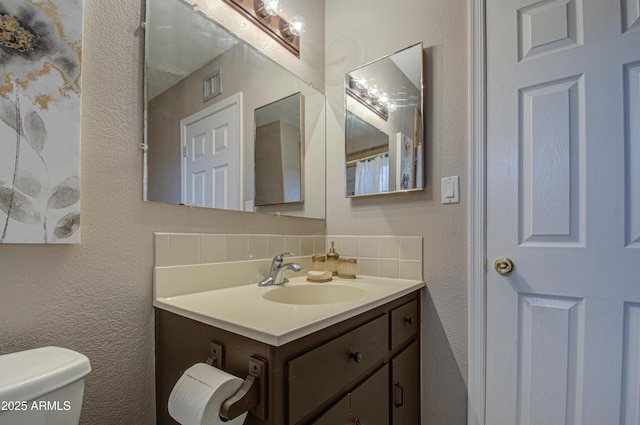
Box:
483 257 487 271
183 145 187 158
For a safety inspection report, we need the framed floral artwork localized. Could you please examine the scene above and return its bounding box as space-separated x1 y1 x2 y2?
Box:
0 0 83 243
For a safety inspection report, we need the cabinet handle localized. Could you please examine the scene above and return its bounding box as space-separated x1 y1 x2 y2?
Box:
353 419 361 425
404 316 414 325
394 381 405 408
349 352 363 363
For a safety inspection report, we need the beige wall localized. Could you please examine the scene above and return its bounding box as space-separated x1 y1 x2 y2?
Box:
325 1 469 424
0 1 324 424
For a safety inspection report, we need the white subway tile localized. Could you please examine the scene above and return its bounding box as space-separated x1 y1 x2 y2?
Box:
248 235 269 260
227 235 248 261
379 236 400 259
268 235 285 257
200 234 227 263
358 236 379 258
400 260 423 280
399 237 422 261
169 234 200 265
379 259 400 278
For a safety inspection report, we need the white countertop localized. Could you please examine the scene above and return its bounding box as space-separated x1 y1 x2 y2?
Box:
154 276 424 346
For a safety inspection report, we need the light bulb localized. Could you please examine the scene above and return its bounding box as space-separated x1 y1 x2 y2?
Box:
289 15 306 36
263 0 281 16
387 103 398 112
368 85 381 99
355 77 368 90
378 92 389 105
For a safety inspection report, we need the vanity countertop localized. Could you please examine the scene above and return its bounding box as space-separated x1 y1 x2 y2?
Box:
154 276 424 346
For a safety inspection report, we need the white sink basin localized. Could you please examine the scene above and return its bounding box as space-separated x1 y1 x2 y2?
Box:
262 284 366 305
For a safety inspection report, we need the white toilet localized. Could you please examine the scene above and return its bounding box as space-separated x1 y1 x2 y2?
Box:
0 346 91 425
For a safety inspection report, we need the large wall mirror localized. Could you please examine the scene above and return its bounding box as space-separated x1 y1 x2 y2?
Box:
144 0 326 219
345 43 424 197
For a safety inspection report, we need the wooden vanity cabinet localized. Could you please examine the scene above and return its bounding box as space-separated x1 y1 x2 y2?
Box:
155 290 421 425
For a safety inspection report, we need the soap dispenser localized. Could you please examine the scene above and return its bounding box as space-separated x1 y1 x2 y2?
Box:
326 241 339 276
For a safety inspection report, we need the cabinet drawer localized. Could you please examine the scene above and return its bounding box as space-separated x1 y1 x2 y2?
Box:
390 300 418 349
288 315 388 424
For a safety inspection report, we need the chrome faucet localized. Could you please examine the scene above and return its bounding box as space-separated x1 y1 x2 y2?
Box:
258 252 302 286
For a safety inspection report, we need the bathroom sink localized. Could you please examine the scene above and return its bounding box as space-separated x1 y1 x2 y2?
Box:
262 284 366 305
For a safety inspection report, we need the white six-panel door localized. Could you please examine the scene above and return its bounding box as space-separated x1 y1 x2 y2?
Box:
486 0 640 423
181 93 242 210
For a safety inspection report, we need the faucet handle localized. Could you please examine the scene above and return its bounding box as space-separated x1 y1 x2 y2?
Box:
273 252 295 264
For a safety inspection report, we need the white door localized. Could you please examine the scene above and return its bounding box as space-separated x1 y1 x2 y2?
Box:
181 93 242 210
486 0 640 423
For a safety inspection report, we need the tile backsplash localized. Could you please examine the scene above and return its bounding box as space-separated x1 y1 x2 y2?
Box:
155 233 423 280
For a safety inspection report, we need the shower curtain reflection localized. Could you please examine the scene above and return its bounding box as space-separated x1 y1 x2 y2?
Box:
354 154 389 196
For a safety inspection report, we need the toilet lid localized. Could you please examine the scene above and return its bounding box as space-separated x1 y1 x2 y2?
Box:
0 346 91 402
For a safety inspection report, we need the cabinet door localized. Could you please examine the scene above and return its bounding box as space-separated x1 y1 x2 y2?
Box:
350 365 389 425
391 341 419 424
311 395 350 425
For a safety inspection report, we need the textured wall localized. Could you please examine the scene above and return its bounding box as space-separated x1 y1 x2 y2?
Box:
0 1 324 424
325 1 469 424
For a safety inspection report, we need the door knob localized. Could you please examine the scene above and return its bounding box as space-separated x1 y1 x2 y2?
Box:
494 257 515 276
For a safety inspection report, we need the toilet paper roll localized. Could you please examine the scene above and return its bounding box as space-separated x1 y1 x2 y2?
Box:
168 363 247 425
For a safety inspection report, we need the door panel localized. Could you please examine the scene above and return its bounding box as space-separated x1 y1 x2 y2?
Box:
486 0 640 424
626 61 640 248
622 303 640 423
519 75 583 246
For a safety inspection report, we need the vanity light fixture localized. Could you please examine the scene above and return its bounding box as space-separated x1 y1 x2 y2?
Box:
221 0 304 57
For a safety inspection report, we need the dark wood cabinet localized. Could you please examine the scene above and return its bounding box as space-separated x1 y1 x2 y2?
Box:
155 290 421 425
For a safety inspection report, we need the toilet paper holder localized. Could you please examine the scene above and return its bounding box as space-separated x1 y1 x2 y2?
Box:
219 356 267 421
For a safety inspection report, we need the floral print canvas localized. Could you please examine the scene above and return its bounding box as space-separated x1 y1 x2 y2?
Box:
0 0 82 243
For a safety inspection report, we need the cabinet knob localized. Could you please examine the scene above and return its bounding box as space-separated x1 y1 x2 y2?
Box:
404 316 414 325
349 352 363 363
353 419 361 425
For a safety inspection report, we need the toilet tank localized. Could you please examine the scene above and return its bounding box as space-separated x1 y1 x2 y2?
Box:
0 346 91 425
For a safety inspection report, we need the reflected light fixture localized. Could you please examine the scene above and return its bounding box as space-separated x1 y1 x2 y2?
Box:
221 0 305 57
346 75 392 121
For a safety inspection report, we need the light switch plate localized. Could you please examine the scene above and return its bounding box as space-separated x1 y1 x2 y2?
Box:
441 176 460 204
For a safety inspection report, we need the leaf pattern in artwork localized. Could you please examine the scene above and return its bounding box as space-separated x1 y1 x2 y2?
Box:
53 211 79 239
0 96 23 135
48 176 80 209
23 110 47 152
15 169 42 198
0 187 42 225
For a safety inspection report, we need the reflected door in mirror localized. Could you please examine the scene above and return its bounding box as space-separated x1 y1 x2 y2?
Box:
181 94 241 209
